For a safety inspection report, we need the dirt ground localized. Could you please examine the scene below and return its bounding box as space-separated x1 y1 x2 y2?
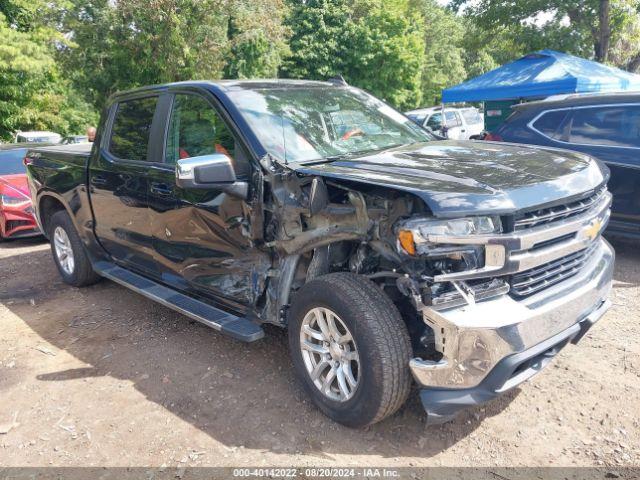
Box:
0 236 638 469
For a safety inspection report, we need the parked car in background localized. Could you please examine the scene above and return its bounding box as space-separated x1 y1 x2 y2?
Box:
405 106 484 140
61 135 89 144
486 92 640 239
15 131 62 144
0 144 47 240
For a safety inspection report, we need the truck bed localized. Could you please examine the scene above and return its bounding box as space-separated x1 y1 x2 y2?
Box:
28 143 92 170
31 142 92 156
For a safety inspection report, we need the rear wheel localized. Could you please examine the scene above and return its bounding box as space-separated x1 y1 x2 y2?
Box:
288 272 412 427
49 210 100 287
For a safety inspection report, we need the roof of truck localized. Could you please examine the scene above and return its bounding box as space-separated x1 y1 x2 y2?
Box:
110 79 340 101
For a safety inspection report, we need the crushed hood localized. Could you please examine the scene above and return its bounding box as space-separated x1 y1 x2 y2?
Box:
293 140 609 217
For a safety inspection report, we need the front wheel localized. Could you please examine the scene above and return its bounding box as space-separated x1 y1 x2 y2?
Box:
288 273 412 427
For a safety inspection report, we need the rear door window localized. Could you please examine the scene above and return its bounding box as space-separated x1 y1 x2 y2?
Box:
461 109 482 125
532 110 570 140
445 111 462 127
568 105 640 148
109 96 159 161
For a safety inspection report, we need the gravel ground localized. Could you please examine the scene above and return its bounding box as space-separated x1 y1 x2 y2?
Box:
0 236 638 469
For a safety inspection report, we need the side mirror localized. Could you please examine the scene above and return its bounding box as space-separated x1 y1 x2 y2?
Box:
176 153 248 199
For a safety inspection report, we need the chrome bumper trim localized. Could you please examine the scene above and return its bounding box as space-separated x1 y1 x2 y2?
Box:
410 238 614 389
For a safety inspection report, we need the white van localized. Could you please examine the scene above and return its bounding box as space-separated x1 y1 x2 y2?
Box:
405 107 484 140
14 131 62 144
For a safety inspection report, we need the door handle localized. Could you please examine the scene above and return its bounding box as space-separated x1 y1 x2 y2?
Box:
150 183 173 196
91 175 108 186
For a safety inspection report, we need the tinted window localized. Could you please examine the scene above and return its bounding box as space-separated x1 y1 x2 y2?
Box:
109 97 158 161
0 149 27 175
166 94 250 177
532 110 569 140
569 106 640 148
426 113 442 129
407 113 427 125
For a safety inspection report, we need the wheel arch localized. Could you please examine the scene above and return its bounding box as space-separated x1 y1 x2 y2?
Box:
37 192 75 238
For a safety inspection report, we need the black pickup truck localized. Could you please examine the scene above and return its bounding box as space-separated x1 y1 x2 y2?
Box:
26 80 614 427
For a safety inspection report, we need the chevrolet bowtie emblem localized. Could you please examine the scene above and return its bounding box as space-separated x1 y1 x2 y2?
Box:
584 218 603 241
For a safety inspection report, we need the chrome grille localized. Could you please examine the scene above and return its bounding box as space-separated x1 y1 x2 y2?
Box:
514 187 606 230
509 241 599 298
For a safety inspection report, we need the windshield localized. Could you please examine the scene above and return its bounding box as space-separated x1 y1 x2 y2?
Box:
228 87 433 163
0 149 27 175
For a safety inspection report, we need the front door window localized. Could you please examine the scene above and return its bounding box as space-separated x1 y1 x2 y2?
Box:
165 94 250 178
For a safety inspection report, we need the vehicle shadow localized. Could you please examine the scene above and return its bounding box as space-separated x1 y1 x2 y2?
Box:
0 236 46 250
1 248 519 459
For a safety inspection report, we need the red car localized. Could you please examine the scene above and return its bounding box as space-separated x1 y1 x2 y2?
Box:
0 144 45 240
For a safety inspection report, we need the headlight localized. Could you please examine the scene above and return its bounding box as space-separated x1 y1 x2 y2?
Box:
397 216 501 255
0 194 30 208
416 216 501 237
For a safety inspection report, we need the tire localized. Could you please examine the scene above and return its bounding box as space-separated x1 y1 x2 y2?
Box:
49 210 101 287
288 272 412 427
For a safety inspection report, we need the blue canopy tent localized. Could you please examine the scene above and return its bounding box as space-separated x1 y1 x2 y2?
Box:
441 50 640 131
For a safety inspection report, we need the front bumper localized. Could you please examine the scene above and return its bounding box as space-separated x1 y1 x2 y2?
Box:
0 208 40 239
410 238 614 424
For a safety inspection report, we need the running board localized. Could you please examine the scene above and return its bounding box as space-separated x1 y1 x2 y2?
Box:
93 261 264 342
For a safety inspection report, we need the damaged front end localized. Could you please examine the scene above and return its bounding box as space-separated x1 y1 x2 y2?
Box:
256 153 413 325
393 189 613 423
254 154 613 424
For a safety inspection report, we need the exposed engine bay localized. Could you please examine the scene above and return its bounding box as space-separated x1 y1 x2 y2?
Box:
253 154 509 361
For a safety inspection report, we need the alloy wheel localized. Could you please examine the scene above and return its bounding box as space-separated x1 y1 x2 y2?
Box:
53 226 75 275
299 307 360 402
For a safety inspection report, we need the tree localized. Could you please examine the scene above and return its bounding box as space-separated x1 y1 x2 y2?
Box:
345 1 425 108
0 3 97 141
412 0 467 105
224 0 290 78
58 0 290 110
452 0 640 71
281 0 424 109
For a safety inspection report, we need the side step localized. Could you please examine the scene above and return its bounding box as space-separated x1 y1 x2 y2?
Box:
93 261 264 342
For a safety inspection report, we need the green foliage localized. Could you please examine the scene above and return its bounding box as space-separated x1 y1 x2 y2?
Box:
414 0 467 105
0 6 96 141
453 0 640 70
281 0 424 109
280 0 353 79
58 0 229 108
59 0 290 109
224 1 290 78
3 0 640 140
